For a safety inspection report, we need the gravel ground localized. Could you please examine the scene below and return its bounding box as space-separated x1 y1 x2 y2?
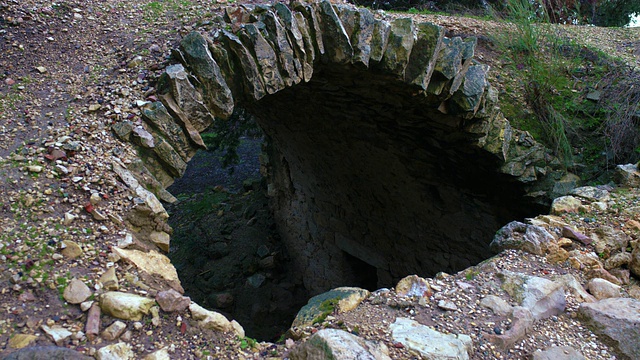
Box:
0 1 639 359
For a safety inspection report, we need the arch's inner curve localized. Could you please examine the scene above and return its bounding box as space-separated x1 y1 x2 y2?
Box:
248 63 543 294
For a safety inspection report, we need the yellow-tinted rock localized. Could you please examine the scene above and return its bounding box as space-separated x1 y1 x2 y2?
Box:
61 240 83 259
8 334 37 349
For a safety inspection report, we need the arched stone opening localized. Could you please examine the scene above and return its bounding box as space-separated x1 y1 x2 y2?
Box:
246 62 546 294
111 0 568 342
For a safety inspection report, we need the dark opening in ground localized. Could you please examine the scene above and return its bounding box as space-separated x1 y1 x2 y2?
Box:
166 63 544 341
167 137 310 341
343 252 379 291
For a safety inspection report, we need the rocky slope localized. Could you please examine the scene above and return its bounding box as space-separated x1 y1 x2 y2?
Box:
0 1 639 359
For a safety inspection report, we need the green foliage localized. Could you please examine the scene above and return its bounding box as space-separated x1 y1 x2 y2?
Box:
239 336 257 350
176 189 228 221
312 298 339 324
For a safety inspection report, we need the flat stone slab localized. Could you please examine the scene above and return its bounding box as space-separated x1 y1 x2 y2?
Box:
390 317 473 360
578 297 640 359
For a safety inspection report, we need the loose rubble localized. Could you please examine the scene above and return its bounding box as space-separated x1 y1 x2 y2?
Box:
0 0 639 359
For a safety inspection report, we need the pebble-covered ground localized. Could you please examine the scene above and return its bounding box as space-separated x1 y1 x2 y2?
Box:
1 0 639 359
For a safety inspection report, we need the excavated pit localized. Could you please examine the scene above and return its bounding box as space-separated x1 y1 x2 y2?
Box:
167 63 545 341
249 63 546 294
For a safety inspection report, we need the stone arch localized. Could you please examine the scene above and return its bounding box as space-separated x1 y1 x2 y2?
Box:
112 0 566 295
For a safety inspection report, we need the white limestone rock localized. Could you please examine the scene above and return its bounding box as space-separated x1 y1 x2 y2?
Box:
390 317 473 360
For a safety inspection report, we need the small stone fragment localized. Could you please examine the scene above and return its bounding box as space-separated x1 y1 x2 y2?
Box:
41 325 73 346
587 278 621 300
100 292 156 321
156 289 190 312
86 303 101 341
96 342 135 360
102 320 127 341
100 267 119 291
61 240 83 259
7 334 37 349
63 278 92 304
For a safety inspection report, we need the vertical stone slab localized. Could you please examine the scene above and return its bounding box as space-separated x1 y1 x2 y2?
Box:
292 1 325 58
404 22 444 90
221 30 267 101
141 101 196 162
240 23 286 95
207 37 243 97
150 132 188 178
293 11 316 80
450 37 477 95
370 18 390 64
157 64 214 134
262 11 303 86
274 3 313 81
381 17 416 77
450 64 489 115
334 5 357 40
350 7 375 68
427 36 469 99
317 0 353 64
179 32 234 120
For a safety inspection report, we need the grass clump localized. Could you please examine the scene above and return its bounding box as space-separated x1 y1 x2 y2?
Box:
491 0 639 179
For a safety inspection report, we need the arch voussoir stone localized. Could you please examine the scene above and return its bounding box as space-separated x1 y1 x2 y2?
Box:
112 0 571 295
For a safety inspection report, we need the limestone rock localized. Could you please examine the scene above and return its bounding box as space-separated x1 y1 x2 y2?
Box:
531 346 585 360
143 348 171 360
380 17 415 76
586 278 620 300
292 287 369 329
290 328 390 360
551 196 581 215
318 0 353 64
4 346 92 360
479 295 512 316
112 247 183 293
63 278 92 304
189 303 243 336
241 23 285 94
158 63 213 133
149 231 171 252
41 325 73 346
112 160 167 217
369 19 390 63
261 11 302 87
614 163 640 187
490 221 555 256
591 226 629 257
484 306 534 351
100 292 156 321
570 186 610 202
404 22 443 89
156 289 190 312
349 7 375 68
498 271 565 320
395 275 432 298
99 267 119 291
61 240 83 259
578 297 640 359
179 31 234 119
102 320 127 341
450 64 489 114
96 342 135 360
141 101 195 161
7 334 37 349
390 317 473 360
556 274 596 303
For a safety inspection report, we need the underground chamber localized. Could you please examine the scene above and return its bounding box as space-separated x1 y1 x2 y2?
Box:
166 61 545 340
